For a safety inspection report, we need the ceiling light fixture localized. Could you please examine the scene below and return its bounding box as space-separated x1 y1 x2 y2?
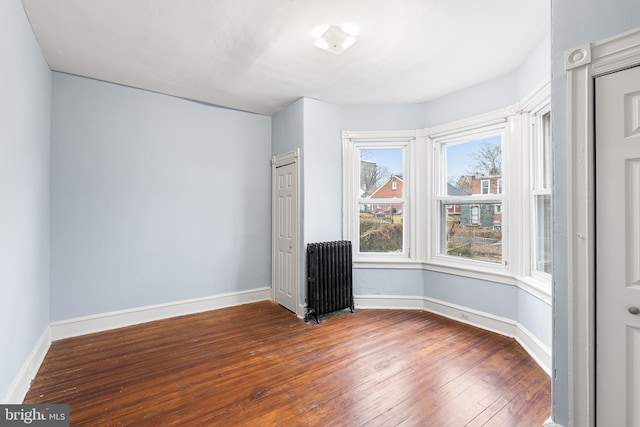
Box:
312 25 358 55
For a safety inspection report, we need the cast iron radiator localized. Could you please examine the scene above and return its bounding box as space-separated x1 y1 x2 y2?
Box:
305 240 354 323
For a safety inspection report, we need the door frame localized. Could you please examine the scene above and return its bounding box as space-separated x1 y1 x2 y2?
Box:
566 27 640 427
271 149 301 317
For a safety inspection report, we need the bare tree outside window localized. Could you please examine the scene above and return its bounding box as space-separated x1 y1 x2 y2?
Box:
451 175 472 194
360 157 390 197
447 137 501 196
468 141 502 177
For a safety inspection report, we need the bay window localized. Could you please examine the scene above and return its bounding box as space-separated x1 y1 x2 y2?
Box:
341 82 550 291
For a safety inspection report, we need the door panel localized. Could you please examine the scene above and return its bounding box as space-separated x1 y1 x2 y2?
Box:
273 161 297 313
596 65 640 426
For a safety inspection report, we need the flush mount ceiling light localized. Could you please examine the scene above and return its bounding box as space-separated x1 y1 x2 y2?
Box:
312 25 358 55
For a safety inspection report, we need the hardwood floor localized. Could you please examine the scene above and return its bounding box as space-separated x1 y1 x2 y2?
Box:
24 302 550 426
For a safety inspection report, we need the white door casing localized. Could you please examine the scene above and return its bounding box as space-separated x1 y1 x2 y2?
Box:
272 150 300 315
596 65 640 426
565 27 640 427
564 28 640 427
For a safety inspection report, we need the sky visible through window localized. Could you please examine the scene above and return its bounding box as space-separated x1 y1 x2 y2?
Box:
360 148 403 177
359 135 501 187
446 135 501 180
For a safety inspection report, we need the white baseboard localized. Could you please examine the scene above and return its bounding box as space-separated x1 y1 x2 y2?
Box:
354 294 424 310
422 296 518 338
50 287 272 340
297 303 306 320
543 418 563 427
515 324 552 376
355 294 552 375
2 328 51 404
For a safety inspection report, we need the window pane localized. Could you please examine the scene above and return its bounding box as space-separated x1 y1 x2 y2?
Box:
481 180 490 195
470 206 480 224
359 203 403 253
535 194 552 274
446 135 501 196
443 203 502 263
360 148 403 198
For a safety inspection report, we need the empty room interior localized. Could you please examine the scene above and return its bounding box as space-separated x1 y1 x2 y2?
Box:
3 0 640 426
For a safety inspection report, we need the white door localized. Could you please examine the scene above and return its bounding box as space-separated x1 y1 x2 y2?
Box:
596 65 640 426
273 157 298 313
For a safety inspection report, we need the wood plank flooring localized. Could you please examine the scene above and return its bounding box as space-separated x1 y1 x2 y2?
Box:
24 301 550 426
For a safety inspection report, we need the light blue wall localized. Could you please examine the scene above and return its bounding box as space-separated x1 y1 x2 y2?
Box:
518 289 552 350
423 31 550 128
0 0 51 400
424 271 518 320
271 99 303 157
516 32 551 100
354 269 423 296
50 73 272 321
340 103 424 131
423 73 518 128
551 2 640 425
303 98 342 244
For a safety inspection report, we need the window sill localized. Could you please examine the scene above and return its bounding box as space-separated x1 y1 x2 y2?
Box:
354 259 424 270
353 258 517 286
424 258 516 286
354 259 553 305
515 275 552 304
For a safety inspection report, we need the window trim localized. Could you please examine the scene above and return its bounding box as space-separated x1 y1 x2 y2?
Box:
342 130 418 263
515 82 552 289
427 111 509 272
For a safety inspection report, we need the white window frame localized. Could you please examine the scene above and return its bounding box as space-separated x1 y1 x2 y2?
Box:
531 108 552 281
426 112 510 275
342 130 419 265
512 79 552 299
505 80 552 304
481 179 491 195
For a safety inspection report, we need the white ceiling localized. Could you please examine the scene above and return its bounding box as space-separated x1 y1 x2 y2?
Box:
21 0 550 116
